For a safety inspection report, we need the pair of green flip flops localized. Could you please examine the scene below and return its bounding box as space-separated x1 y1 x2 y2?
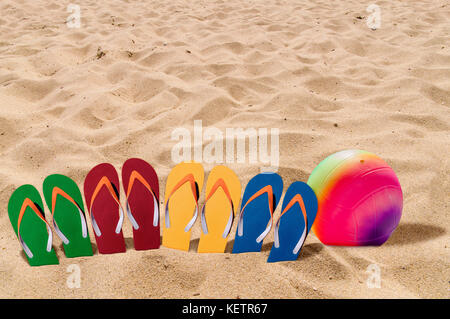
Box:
8 174 93 266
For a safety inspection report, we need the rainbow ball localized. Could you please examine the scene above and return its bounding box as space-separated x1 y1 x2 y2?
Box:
307 150 403 246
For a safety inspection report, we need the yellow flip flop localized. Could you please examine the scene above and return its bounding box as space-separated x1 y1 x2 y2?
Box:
162 161 204 251
198 165 241 253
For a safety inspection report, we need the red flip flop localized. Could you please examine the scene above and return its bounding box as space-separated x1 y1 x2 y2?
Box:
84 163 126 254
122 158 160 250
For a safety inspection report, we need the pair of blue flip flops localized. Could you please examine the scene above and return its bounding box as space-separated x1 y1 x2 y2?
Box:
232 173 318 263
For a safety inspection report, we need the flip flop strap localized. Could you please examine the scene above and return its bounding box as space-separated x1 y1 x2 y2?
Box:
89 176 124 237
164 173 198 232
125 170 159 230
51 187 88 244
237 185 274 243
200 178 235 238
17 198 53 259
273 194 308 254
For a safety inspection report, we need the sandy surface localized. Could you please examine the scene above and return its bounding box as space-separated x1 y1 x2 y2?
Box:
0 0 449 298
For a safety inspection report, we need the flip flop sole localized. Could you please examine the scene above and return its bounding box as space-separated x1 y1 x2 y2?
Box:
232 172 283 254
267 181 318 262
122 158 160 250
84 163 126 254
43 174 93 258
8 185 59 266
162 162 204 251
198 165 241 253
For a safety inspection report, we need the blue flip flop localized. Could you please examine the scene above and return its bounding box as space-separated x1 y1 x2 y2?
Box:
232 172 283 253
267 181 318 262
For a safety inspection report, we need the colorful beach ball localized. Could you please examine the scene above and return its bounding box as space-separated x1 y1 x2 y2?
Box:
307 150 403 246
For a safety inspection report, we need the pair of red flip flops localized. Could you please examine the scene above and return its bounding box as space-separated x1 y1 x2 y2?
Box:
84 158 159 254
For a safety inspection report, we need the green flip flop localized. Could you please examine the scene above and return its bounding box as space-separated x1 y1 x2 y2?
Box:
43 174 93 258
8 185 59 266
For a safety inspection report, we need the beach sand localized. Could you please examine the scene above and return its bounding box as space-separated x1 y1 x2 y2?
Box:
0 0 449 298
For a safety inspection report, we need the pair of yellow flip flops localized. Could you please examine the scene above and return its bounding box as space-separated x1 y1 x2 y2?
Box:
162 162 241 253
